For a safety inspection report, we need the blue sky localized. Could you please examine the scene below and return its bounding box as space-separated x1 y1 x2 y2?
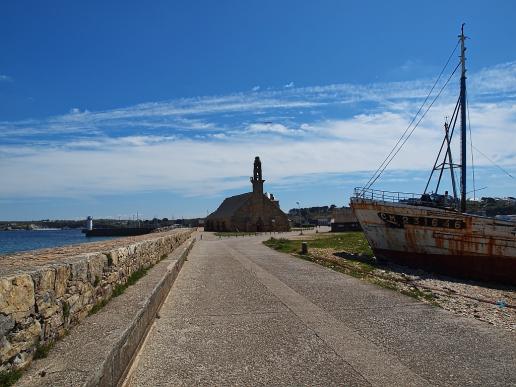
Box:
1 1 515 220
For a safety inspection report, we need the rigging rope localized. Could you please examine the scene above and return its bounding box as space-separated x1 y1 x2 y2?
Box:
366 61 461 190
466 96 476 200
472 145 516 180
362 41 460 192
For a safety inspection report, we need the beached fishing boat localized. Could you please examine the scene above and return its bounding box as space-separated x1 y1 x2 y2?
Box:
350 25 516 285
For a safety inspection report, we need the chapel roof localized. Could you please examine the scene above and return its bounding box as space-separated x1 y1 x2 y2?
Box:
206 192 253 219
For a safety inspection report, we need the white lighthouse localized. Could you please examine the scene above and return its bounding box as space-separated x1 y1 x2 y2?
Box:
86 216 93 231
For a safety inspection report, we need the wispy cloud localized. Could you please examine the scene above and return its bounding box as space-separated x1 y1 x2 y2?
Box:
0 74 13 82
1 61 515 199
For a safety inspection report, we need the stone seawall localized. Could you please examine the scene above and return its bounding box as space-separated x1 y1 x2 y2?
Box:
0 229 193 371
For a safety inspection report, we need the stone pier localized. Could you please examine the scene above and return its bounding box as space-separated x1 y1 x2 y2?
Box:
0 229 193 372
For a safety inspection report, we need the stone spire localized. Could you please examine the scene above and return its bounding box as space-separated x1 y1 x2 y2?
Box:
250 156 265 195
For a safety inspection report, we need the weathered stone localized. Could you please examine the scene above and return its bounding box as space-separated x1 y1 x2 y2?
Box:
0 229 194 370
102 284 113 300
87 253 107 285
110 248 124 266
66 294 80 310
0 336 13 363
0 274 35 321
79 290 93 309
54 265 70 297
75 307 89 322
127 245 136 256
76 281 92 295
70 257 89 282
12 351 30 369
11 319 41 344
106 271 120 284
36 292 59 319
0 314 15 337
2 320 41 362
31 267 55 293
42 311 64 340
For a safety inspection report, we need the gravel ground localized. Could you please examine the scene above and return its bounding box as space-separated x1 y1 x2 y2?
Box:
309 247 516 333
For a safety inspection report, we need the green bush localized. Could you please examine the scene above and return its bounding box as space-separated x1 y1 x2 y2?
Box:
34 341 53 360
88 299 109 315
106 253 113 267
62 302 70 318
0 369 22 386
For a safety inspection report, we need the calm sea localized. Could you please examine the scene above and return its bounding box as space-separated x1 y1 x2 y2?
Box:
0 229 116 255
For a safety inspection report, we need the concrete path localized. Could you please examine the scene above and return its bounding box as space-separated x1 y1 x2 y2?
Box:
125 233 516 386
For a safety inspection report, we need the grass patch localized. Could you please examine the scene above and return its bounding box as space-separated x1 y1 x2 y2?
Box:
263 238 295 253
88 299 109 315
0 369 22 386
265 234 375 280
264 232 373 257
106 252 113 267
62 301 70 318
33 341 53 360
112 283 125 297
401 287 439 306
112 266 150 297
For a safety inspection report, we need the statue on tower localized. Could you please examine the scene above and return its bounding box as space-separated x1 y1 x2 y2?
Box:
250 156 265 195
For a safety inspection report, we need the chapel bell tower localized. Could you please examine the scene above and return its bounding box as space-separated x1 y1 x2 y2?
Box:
250 156 265 195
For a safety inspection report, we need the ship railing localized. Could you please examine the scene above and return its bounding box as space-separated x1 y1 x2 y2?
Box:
353 187 422 204
353 187 460 210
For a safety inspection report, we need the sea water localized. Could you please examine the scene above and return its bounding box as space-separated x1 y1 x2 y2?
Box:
0 229 115 255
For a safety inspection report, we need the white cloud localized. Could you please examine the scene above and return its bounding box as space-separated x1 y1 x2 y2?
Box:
1 61 515 199
2 61 515 141
252 85 260 91
1 100 515 199
470 61 516 97
246 122 292 134
0 74 12 82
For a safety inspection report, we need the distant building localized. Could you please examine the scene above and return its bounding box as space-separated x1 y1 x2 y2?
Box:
205 157 290 232
316 218 331 226
505 197 516 204
330 207 361 232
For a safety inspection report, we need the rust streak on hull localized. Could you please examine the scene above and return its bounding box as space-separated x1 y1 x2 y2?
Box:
351 197 516 285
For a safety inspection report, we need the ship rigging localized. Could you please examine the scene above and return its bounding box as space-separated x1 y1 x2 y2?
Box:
350 25 516 285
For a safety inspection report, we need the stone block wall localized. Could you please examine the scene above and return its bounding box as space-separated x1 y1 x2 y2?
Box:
0 229 193 371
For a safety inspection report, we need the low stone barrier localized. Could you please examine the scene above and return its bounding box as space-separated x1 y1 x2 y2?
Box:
0 229 193 372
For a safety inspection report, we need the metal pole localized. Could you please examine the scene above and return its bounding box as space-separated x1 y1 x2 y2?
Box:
459 23 467 213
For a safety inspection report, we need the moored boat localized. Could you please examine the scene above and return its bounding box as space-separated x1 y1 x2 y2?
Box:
350 26 516 285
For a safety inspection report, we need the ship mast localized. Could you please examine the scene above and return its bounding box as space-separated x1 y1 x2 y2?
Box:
459 24 467 212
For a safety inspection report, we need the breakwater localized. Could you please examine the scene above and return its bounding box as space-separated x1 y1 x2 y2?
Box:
0 229 115 255
0 228 193 372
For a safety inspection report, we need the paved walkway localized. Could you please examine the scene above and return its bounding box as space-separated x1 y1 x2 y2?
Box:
126 233 516 386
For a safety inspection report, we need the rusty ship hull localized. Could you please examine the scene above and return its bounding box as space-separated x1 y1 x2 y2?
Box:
350 197 516 285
